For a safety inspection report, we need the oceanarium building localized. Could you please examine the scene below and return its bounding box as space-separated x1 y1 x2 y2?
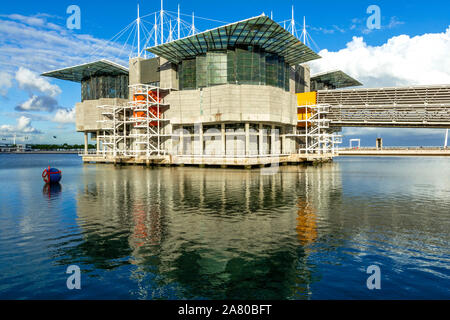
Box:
43 15 362 166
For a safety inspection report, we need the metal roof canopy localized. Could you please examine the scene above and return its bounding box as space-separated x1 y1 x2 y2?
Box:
147 15 321 65
41 59 129 83
311 70 362 89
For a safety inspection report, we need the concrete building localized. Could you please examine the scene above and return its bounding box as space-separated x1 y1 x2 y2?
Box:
43 15 360 167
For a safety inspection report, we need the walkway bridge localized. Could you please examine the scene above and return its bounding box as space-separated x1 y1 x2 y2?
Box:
317 85 450 128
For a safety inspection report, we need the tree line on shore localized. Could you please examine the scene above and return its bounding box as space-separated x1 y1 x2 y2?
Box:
31 144 97 150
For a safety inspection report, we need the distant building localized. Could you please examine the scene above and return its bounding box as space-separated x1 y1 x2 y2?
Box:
0 144 32 153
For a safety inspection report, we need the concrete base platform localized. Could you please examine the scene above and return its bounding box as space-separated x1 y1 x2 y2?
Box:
81 154 334 167
338 149 450 157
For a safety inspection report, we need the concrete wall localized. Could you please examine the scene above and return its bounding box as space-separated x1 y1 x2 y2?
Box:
129 57 160 85
303 64 311 93
75 98 127 132
166 84 297 126
160 57 178 89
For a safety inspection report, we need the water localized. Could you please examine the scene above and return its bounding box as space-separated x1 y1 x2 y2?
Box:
0 154 449 300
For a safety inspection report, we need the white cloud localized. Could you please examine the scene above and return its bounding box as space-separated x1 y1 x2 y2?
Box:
0 116 41 135
15 95 59 112
0 71 13 96
310 26 450 87
0 15 130 75
15 67 61 97
2 14 46 27
53 108 75 123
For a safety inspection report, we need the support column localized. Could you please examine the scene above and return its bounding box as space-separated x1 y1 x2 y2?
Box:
245 123 250 156
199 123 204 156
271 125 276 155
180 126 184 155
84 132 88 155
445 129 449 148
259 123 263 156
221 123 226 156
96 130 100 154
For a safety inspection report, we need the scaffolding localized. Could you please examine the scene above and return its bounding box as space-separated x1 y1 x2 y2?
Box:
96 84 171 158
293 104 342 155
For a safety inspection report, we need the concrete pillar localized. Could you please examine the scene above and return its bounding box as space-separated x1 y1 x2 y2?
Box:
271 125 276 155
84 132 88 155
281 127 285 155
245 123 250 156
199 123 204 156
259 123 263 156
96 130 100 154
124 109 127 156
221 123 226 156
376 138 383 150
180 126 184 155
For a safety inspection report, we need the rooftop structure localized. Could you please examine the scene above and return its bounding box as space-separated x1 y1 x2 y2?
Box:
42 59 128 83
310 70 362 91
147 15 321 65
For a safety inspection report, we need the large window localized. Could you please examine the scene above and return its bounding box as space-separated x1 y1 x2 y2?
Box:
179 47 291 91
81 75 128 101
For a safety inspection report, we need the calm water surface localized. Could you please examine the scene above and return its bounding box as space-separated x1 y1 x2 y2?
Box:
0 154 449 299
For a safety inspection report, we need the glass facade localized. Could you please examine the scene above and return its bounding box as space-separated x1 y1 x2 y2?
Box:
179 47 292 91
81 75 129 101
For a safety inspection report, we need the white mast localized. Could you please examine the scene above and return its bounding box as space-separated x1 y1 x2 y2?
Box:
137 4 141 57
169 19 173 42
303 16 306 44
192 12 195 35
155 13 158 46
291 5 295 36
160 0 164 44
178 4 181 39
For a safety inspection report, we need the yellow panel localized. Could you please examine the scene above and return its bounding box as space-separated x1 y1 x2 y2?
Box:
296 92 317 106
297 112 313 121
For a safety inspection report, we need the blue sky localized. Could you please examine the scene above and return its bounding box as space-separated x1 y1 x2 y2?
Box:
0 0 449 146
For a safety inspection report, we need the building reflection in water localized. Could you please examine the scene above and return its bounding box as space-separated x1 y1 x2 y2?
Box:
68 163 342 299
296 199 317 246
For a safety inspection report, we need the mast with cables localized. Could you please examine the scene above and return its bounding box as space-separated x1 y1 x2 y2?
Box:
291 6 295 36
178 4 181 39
303 16 306 44
160 0 164 44
137 4 141 57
